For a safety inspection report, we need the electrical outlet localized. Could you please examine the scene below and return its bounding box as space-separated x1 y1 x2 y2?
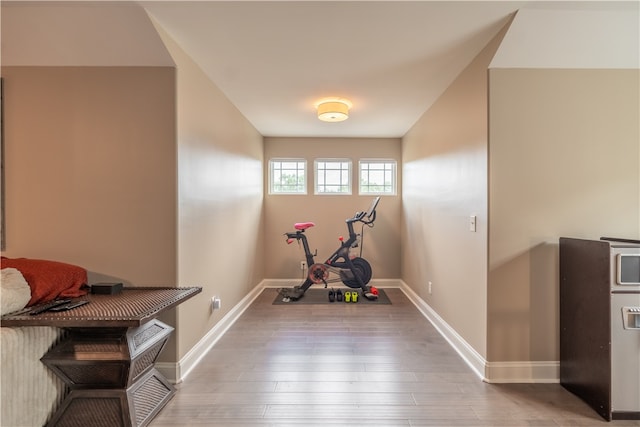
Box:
211 296 221 310
428 281 433 294
300 261 306 270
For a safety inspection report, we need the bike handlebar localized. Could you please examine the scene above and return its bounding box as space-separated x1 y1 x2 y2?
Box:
352 211 366 221
350 196 380 225
347 208 376 225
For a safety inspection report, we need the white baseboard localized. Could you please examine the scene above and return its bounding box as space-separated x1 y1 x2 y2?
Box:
161 278 559 384
155 362 179 383
158 280 266 383
484 361 559 383
261 277 404 289
398 280 560 384
398 281 487 381
261 278 298 288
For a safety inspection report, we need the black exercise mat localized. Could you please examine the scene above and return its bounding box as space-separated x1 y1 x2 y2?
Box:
272 288 391 305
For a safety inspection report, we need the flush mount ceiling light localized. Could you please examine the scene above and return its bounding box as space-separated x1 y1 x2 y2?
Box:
315 98 352 122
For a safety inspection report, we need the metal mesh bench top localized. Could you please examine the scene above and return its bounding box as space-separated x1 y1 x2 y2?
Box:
0 287 202 328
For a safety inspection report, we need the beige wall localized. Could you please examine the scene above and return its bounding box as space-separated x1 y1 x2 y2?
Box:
401 6 639 372
154 24 265 361
400 26 508 359
1 2 174 68
1 66 177 286
264 137 401 282
490 6 638 70
487 68 640 361
2 24 265 367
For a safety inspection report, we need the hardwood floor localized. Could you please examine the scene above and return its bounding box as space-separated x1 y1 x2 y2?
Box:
150 288 640 427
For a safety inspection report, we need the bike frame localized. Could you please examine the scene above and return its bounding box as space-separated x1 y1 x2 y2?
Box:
284 197 379 295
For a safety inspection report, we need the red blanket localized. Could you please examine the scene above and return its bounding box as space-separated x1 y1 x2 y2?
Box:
1 257 88 306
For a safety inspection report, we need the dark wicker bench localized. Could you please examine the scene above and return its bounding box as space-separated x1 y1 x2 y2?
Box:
1 287 201 427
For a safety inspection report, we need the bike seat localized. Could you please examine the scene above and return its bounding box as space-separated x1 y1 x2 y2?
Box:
294 222 315 230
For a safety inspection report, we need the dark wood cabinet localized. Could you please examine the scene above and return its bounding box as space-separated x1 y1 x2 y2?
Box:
560 237 640 421
559 238 612 420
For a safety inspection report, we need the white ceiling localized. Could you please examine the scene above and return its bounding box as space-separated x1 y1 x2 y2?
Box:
142 1 527 138
4 1 633 138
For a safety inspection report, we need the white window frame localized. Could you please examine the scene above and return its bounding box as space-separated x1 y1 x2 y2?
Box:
314 158 352 195
359 159 397 195
269 158 307 194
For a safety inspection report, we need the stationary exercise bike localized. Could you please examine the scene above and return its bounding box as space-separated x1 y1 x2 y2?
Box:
279 197 380 301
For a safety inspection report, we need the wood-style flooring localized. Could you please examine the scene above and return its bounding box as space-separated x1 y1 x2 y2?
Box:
150 288 640 427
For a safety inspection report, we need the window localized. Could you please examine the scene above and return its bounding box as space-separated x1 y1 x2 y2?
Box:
315 159 352 194
269 159 306 194
359 160 396 195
